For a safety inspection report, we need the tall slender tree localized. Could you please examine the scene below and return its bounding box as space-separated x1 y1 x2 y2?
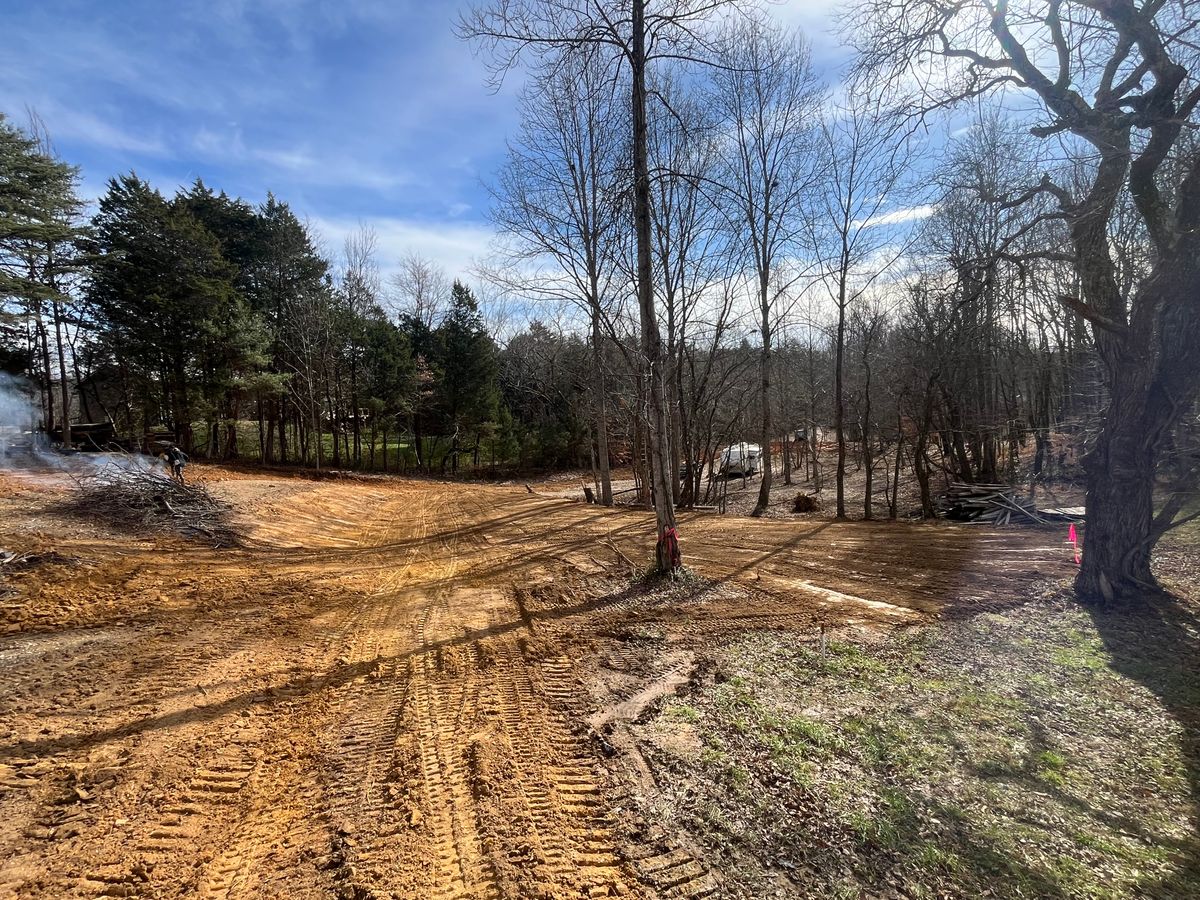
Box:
460 0 754 571
711 19 823 516
815 98 916 518
487 50 628 505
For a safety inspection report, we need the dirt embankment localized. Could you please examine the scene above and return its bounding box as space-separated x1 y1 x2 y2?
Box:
0 467 1092 898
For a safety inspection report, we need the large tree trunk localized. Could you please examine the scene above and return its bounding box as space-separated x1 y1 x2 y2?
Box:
834 281 847 518
51 296 71 449
590 308 613 506
1071 168 1200 603
632 0 678 573
1074 309 1194 603
1076 403 1157 602
753 271 772 517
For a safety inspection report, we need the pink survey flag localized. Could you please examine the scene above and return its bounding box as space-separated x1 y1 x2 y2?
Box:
1067 524 1080 564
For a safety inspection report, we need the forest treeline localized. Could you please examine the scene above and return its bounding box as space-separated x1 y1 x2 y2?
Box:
0 112 1105 497
2 0 1198 602
0 135 544 475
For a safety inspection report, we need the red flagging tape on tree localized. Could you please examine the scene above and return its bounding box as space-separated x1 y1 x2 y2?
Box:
658 526 681 570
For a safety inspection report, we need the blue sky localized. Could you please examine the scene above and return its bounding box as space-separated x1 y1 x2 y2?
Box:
1 0 847 278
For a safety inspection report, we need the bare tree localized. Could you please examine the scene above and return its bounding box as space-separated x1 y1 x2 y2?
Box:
340 225 382 466
647 72 730 506
280 281 335 471
846 290 896 520
487 50 628 505
710 18 823 516
849 0 1200 603
917 113 1051 486
459 0 755 572
815 97 916 519
389 251 449 329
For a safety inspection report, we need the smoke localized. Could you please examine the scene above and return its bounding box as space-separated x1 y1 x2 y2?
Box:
0 372 156 477
0 373 43 469
0 372 38 435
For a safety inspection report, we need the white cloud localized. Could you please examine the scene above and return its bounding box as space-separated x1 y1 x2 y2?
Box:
0 92 169 157
187 125 413 192
853 204 936 229
310 214 497 281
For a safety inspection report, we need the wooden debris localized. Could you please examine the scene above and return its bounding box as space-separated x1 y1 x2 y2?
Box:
64 464 240 546
936 482 1084 526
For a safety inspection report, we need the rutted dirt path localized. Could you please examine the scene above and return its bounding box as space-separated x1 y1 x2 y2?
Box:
0 473 1072 898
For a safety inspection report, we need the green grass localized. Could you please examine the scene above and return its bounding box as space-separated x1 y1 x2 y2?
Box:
663 702 701 723
191 419 417 469
659 607 1200 899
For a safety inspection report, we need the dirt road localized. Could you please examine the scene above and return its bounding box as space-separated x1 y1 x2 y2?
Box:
0 473 1071 898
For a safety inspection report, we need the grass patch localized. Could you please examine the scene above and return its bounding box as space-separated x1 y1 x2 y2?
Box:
647 599 1200 899
663 702 701 723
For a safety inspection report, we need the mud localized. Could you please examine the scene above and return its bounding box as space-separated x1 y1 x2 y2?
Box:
0 469 1073 898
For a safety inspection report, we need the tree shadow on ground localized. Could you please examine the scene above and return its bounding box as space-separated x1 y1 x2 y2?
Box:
1088 592 1200 897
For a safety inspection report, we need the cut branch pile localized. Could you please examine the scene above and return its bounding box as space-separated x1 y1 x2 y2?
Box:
65 465 240 546
938 483 1084 526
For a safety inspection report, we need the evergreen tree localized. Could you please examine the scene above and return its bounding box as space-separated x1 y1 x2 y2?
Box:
0 114 87 440
363 316 415 468
433 281 497 472
178 181 274 457
86 173 241 449
251 194 329 463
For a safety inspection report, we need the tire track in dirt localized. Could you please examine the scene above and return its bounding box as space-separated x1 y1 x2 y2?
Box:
448 497 634 895
316 489 485 897
0 485 423 899
0 474 1075 899
411 614 497 900
184 491 426 900
174 488 433 899
1 611 314 898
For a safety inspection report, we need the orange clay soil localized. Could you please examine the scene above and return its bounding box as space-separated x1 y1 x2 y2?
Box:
0 466 1072 899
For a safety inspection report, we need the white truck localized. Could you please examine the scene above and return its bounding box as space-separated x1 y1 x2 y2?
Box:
720 442 762 476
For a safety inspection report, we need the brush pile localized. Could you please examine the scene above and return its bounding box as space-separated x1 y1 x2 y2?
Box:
65 464 239 546
793 492 821 513
938 482 1084 526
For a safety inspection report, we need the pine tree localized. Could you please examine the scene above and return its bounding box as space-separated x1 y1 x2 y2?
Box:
0 114 87 442
86 173 240 449
434 281 497 473
253 195 330 463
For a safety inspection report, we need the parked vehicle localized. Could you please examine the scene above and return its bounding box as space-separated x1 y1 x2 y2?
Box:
49 421 118 451
720 442 762 476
